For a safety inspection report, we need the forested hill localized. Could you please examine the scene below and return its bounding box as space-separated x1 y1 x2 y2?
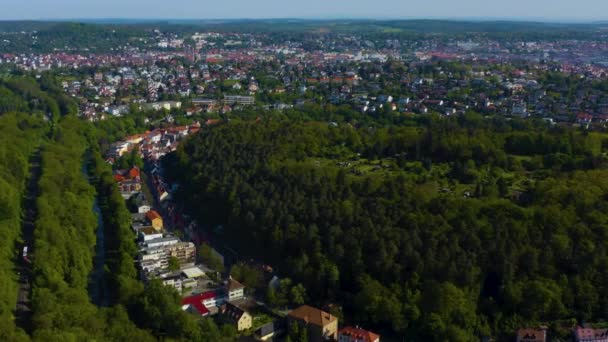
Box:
166 116 608 341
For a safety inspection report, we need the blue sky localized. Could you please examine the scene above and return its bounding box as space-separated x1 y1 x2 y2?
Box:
2 0 607 21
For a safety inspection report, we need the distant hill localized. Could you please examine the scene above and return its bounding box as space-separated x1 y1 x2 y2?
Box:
0 18 599 33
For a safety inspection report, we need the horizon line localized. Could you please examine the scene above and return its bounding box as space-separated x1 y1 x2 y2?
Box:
0 16 607 24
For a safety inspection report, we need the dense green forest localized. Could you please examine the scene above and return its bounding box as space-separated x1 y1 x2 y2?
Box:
0 113 47 341
0 76 77 118
0 22 150 53
166 114 608 340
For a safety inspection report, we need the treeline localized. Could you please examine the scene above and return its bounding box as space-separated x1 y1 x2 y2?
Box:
30 117 153 340
166 116 608 340
0 76 77 119
88 148 142 304
0 113 46 341
0 22 150 53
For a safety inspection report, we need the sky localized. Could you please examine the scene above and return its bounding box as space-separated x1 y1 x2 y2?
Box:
1 0 607 21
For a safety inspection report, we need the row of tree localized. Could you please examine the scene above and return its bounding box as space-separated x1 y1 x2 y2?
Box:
0 113 47 341
30 117 154 340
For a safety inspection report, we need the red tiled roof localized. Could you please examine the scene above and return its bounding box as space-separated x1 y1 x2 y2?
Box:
339 326 380 342
128 167 140 179
145 210 162 221
182 291 216 316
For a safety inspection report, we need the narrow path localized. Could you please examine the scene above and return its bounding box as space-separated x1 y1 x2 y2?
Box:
85 153 109 307
89 197 109 307
15 147 42 332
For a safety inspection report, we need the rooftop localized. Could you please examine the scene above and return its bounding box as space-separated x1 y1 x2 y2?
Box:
288 305 336 328
227 278 245 291
139 226 160 235
339 326 380 342
146 210 162 221
182 292 215 316
182 266 206 279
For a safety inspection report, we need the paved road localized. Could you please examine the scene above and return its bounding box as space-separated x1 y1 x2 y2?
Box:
15 148 41 332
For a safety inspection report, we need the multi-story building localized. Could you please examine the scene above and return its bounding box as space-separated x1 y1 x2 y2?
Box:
223 95 255 105
166 241 196 266
287 305 338 342
139 240 195 274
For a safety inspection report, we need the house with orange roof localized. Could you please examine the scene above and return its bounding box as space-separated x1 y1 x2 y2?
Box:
113 166 142 198
128 166 140 179
339 326 380 342
145 210 163 231
287 305 338 342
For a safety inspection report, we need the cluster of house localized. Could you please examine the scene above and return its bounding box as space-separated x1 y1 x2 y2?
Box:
109 159 204 294
5 27 608 125
113 166 142 199
181 278 248 325
182 286 381 342
68 53 608 125
286 305 380 342
5 27 608 74
108 124 200 163
517 326 608 342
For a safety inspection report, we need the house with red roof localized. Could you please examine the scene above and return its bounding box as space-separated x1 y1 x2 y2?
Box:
574 326 608 342
128 167 141 179
182 290 229 317
516 327 547 342
339 326 380 342
182 291 214 317
113 166 142 199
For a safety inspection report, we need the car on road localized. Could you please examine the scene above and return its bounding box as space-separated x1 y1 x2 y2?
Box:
22 246 30 263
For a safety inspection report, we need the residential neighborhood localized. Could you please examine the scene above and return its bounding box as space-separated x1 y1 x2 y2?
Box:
3 27 608 129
